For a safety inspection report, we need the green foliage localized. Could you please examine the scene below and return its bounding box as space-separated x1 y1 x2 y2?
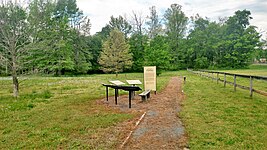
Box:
0 2 263 76
146 6 163 39
164 4 188 70
129 33 148 72
99 29 133 76
96 15 132 40
72 33 92 74
185 10 261 69
0 2 30 96
144 36 171 74
218 10 261 68
87 35 103 72
108 15 132 37
42 89 53 99
26 0 92 75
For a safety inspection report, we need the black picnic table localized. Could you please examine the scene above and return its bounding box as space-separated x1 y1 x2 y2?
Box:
102 84 142 108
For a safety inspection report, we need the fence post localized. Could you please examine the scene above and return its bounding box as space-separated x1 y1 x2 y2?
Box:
224 73 226 87
250 76 253 97
234 75 236 92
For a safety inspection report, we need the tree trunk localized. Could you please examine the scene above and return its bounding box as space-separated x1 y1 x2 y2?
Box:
12 75 19 97
12 55 19 97
6 62 8 75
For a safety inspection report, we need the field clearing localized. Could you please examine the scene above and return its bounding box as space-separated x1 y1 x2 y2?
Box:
0 72 177 149
221 65 267 92
0 66 266 149
181 66 267 149
222 64 267 76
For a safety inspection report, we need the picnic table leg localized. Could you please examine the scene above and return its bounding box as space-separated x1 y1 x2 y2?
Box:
133 84 135 96
129 91 132 108
131 91 135 100
106 86 108 101
115 89 118 105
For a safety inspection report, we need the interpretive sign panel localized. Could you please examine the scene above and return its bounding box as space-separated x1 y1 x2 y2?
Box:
126 80 142 85
144 66 156 91
109 80 125 85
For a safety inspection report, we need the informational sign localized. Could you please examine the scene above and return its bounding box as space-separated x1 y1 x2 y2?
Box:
109 80 125 85
126 80 142 85
144 66 156 91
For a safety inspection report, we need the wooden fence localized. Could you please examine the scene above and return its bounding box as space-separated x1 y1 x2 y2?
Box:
187 69 267 97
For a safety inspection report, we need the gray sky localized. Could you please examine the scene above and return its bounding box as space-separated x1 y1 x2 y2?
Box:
77 0 267 38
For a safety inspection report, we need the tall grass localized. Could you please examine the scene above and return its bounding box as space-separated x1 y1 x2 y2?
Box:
0 72 176 149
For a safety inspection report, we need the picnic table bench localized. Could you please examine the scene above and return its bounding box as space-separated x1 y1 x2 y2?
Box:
139 89 151 101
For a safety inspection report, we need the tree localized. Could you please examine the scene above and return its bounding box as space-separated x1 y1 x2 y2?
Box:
184 10 261 69
128 11 147 72
87 35 103 73
27 0 92 75
144 35 170 75
131 11 145 35
146 6 163 39
164 4 188 70
221 10 261 68
108 15 132 37
28 11 75 75
129 33 148 72
98 29 132 76
0 2 29 97
186 15 221 69
72 31 92 74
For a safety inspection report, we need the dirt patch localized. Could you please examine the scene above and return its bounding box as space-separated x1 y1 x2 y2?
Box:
97 77 188 149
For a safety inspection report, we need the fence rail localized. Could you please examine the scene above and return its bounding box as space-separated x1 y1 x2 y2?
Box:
187 69 267 97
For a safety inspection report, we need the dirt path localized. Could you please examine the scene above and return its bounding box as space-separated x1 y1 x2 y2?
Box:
98 77 188 149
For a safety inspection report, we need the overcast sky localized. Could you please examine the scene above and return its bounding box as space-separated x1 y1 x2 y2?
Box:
77 0 267 37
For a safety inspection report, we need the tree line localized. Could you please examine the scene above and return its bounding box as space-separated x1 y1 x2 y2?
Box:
0 0 266 96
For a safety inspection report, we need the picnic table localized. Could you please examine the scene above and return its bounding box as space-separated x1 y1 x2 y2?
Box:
102 80 142 108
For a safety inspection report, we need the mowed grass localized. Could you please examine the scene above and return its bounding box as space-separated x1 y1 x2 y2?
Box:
199 64 267 92
223 64 267 76
180 66 267 149
0 72 176 149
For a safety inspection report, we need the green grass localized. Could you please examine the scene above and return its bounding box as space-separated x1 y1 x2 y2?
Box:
1 66 265 149
222 64 267 76
199 64 267 92
180 67 267 149
0 72 177 149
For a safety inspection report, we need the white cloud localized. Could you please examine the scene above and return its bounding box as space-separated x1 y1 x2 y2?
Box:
77 0 267 38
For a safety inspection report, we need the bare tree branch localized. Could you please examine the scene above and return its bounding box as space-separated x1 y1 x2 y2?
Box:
131 11 146 34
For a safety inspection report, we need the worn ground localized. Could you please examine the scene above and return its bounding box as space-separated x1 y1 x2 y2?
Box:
97 77 188 149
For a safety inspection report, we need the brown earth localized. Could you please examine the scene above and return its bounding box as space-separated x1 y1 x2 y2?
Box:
97 77 188 149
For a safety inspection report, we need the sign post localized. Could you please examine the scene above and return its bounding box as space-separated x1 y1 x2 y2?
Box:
144 66 156 94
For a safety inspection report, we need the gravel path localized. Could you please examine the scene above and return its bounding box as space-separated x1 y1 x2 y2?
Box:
98 77 188 149
124 77 188 149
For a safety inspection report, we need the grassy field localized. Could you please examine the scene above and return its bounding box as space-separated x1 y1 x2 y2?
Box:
222 64 267 76
0 72 177 149
1 65 266 149
196 64 267 92
180 65 267 149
